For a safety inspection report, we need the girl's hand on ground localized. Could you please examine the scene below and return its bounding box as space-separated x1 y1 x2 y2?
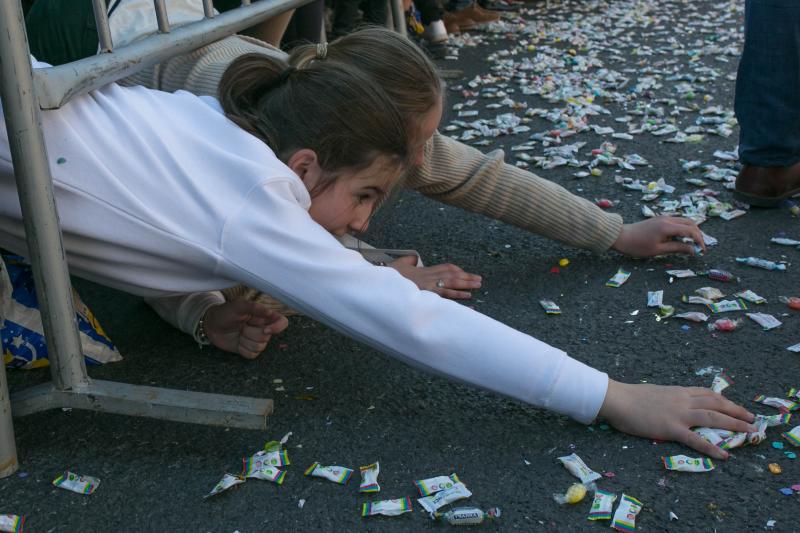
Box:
387 255 482 300
598 380 756 460
612 217 705 257
203 300 289 359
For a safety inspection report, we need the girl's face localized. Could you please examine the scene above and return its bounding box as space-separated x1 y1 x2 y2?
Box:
290 152 402 237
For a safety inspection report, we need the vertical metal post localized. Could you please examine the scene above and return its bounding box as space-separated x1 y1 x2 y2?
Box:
154 0 171 33
202 0 215 18
391 0 407 35
0 354 18 478
0 0 89 392
92 0 114 53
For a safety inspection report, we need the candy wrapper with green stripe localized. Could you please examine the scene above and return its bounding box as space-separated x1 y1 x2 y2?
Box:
1 254 121 370
783 425 800 447
753 395 799 412
662 455 715 472
361 497 412 517
0 514 24 533
414 473 461 496
359 462 380 493
304 462 353 485
243 458 285 485
418 482 472 514
587 490 616 521
611 494 643 532
204 473 245 498
606 268 630 288
52 471 100 495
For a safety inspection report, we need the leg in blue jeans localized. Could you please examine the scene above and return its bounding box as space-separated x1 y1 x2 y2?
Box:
735 0 800 167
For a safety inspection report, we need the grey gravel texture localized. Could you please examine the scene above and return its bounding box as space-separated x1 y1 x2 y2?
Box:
3 0 800 531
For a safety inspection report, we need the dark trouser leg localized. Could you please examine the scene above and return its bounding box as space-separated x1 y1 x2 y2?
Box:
735 0 800 167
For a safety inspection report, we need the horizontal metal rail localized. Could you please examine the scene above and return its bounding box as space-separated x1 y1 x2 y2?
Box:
35 0 313 109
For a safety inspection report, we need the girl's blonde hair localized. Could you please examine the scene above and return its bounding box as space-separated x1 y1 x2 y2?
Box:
219 51 410 197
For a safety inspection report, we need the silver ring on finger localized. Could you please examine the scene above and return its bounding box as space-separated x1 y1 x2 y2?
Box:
435 279 445 289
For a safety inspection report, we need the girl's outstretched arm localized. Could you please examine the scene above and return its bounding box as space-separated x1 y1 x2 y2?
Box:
599 380 756 459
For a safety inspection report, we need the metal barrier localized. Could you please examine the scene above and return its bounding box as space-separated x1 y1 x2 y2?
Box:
0 0 346 479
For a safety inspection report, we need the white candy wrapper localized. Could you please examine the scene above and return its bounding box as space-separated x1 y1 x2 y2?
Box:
417 482 472 513
746 416 769 445
707 299 747 313
647 290 663 307
735 290 766 304
361 497 412 517
666 269 696 278
662 455 715 472
719 432 747 450
587 490 616 521
52 471 100 495
611 494 643 532
0 514 24 533
304 463 353 485
606 268 631 288
694 427 725 446
783 425 800 446
558 453 602 484
754 395 798 411
359 462 380 493
675 312 708 322
414 473 461 496
747 313 782 330
710 372 732 393
204 473 244 499
696 287 725 300
245 463 285 484
758 413 792 427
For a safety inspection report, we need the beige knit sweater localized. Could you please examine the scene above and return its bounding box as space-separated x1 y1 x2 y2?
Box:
124 35 623 254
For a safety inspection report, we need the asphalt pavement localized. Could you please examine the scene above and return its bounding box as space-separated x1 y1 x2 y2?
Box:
3 0 800 531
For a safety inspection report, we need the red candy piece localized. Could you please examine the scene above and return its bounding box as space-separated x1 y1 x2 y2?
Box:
711 319 738 332
595 199 614 209
786 297 800 310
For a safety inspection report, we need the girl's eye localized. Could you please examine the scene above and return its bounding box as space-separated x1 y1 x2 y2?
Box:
357 194 373 204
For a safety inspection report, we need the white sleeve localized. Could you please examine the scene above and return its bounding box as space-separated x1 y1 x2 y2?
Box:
144 291 225 341
217 180 609 424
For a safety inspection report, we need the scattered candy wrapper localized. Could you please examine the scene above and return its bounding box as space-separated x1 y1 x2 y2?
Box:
359 462 380 493
244 463 285 484
736 257 787 272
417 482 472 514
700 269 738 282
747 313 782 331
669 511 679 521
707 299 747 313
735 290 766 304
553 482 589 505
754 395 799 412
696 287 725 300
683 295 713 306
434 507 501 525
647 290 663 307
587 490 616 521
52 471 100 495
708 318 741 332
414 473 461 496
558 453 602 484
611 494 643 532
245 448 289 470
361 497 412 517
540 299 562 315
304 463 353 485
790 388 800 400
606 268 631 288
719 432 747 450
711 372 733 393
666 269 696 279
789 343 800 353
779 296 800 310
662 455 715 472
204 473 244 499
759 413 792 427
695 427 725 446
783 425 800 446
771 237 800 246
675 312 708 322
0 515 24 533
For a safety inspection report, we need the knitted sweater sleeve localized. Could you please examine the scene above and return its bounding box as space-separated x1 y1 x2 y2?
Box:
404 132 624 254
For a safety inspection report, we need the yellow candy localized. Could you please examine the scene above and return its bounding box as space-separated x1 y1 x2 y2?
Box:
768 463 782 475
559 258 570 267
565 483 587 504
790 205 800 217
590 168 602 176
647 181 658 191
527 45 536 52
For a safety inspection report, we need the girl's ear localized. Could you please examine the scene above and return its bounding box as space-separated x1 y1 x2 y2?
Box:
286 149 323 191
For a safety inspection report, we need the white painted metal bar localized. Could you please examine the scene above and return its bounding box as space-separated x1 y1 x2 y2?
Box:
34 0 310 109
92 0 114 53
12 380 272 430
0 361 18 478
154 0 172 33
390 0 407 35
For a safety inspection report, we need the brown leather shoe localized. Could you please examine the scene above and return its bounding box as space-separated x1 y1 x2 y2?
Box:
734 162 800 207
457 2 501 23
443 10 477 31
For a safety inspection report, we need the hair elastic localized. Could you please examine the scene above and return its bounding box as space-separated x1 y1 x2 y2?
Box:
315 42 328 60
